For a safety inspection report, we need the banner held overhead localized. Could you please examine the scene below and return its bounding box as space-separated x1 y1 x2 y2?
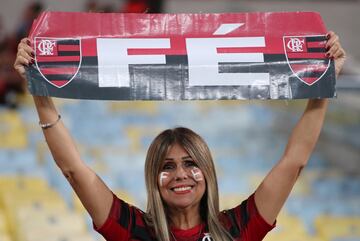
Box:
26 11 336 100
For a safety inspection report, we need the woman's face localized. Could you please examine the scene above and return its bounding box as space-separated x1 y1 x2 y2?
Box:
158 143 206 210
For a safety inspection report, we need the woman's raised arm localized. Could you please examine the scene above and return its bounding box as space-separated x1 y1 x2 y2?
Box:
254 31 346 225
14 38 113 228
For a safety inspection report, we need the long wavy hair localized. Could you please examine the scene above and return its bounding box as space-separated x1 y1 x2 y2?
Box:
144 127 232 241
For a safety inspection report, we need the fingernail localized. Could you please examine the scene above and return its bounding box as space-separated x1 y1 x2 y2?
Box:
326 46 330 51
31 51 35 57
326 53 330 58
27 39 31 45
326 33 330 39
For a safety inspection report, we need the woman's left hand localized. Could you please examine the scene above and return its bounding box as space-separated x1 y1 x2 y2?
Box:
326 31 346 77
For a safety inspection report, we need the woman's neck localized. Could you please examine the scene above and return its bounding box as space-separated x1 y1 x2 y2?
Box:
168 206 202 229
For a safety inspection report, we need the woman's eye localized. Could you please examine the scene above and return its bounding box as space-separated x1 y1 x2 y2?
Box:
184 160 197 167
162 163 174 170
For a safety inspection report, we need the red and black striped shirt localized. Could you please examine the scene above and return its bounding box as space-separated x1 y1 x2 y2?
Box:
94 194 275 241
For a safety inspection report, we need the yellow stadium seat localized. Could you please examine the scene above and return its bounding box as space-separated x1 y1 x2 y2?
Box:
264 232 325 241
0 233 12 241
263 212 309 241
0 176 49 194
24 233 97 241
0 209 8 233
1 190 68 241
114 189 136 205
124 126 162 151
1 188 66 210
109 101 158 115
249 173 311 197
315 215 360 240
220 194 246 210
16 208 88 241
73 189 137 214
0 111 27 148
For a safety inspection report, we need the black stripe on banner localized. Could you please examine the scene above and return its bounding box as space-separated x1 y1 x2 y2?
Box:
37 62 80 67
56 40 79 45
43 74 76 80
264 54 287 62
165 55 188 65
82 56 98 65
306 36 327 42
298 71 324 78
288 59 328 64
307 48 326 53
288 58 327 61
219 62 269 73
58 51 81 56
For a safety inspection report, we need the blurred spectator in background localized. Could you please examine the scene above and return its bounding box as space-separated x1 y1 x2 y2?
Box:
0 36 23 108
15 1 43 42
0 0 165 108
85 0 102 12
121 0 163 13
0 1 43 108
85 0 116 13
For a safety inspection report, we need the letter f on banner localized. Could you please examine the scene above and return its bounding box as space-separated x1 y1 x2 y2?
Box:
97 38 170 87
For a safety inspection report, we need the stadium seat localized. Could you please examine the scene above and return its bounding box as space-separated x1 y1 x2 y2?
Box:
264 232 324 241
264 212 309 240
0 176 49 193
22 230 97 241
0 233 12 241
16 207 88 241
315 215 360 240
0 111 27 149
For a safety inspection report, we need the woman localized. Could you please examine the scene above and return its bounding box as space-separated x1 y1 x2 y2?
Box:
14 31 346 241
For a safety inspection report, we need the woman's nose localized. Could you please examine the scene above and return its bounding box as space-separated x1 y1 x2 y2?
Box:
174 166 188 180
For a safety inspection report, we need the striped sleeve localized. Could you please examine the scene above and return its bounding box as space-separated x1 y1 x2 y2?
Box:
93 194 132 241
222 194 276 241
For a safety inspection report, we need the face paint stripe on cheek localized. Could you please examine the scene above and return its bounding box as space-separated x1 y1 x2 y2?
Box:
159 172 170 187
191 168 204 181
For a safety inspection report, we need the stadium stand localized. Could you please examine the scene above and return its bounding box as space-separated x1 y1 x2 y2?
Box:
1 96 359 241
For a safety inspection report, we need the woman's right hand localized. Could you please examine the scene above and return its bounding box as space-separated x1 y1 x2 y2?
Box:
13 38 34 80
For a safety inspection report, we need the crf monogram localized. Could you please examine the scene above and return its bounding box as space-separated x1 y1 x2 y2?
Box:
38 40 56 56
287 38 305 52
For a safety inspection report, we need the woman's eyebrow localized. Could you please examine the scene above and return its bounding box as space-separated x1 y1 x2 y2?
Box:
182 156 192 160
164 156 192 161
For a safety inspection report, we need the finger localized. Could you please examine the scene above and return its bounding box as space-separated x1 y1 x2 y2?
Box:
18 42 34 56
17 48 34 63
326 31 335 40
326 34 339 49
20 37 32 46
327 42 340 58
333 47 346 59
14 56 30 78
14 55 31 67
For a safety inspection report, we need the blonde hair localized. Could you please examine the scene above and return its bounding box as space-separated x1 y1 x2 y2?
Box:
144 127 232 241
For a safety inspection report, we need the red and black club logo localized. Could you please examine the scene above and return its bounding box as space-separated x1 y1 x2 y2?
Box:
34 37 82 88
283 35 330 86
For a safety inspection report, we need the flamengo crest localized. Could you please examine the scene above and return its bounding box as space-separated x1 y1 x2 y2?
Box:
34 37 82 88
283 35 330 86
